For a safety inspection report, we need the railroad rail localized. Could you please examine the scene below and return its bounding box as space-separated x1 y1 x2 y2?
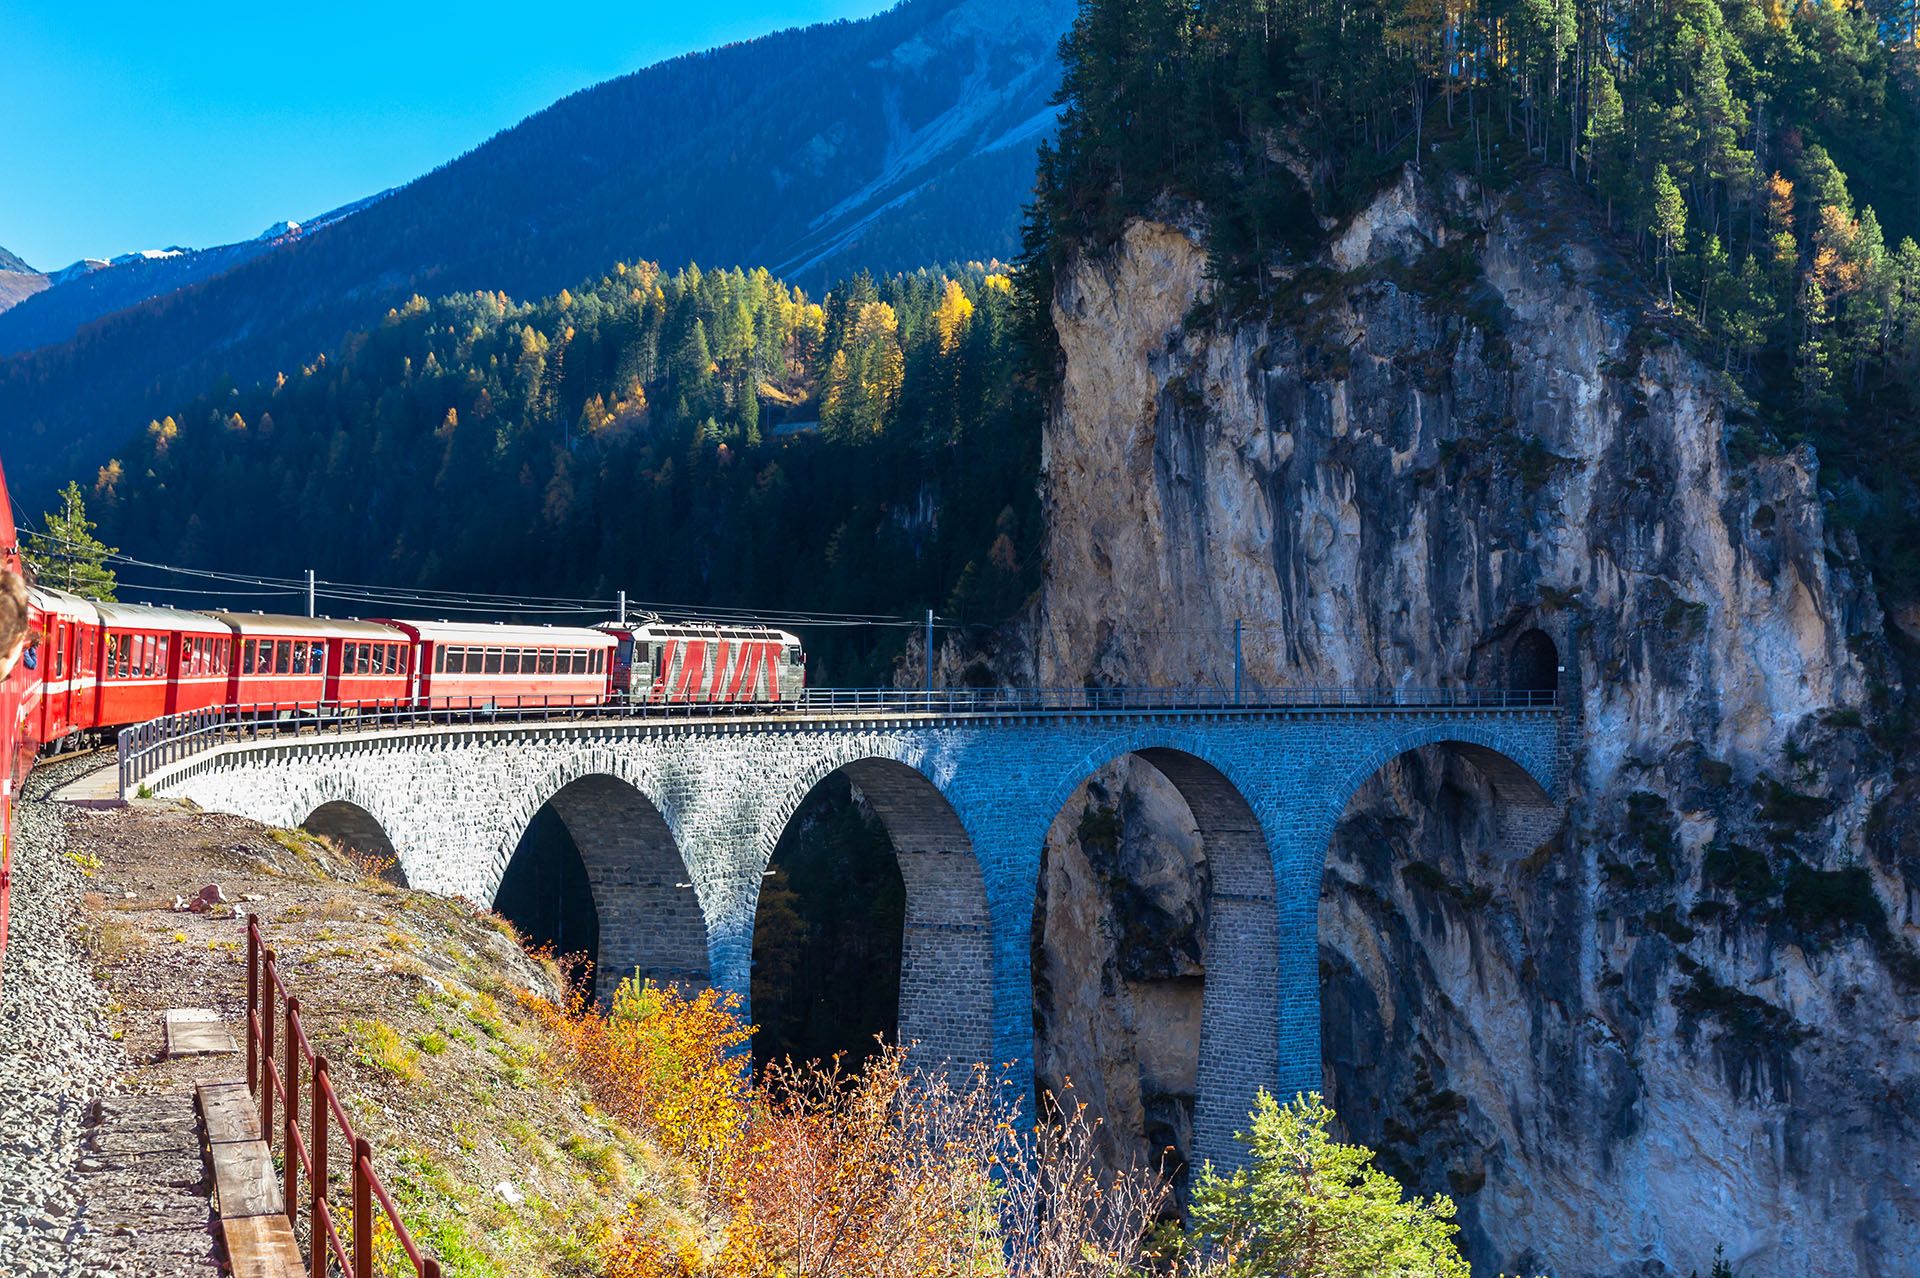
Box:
246 913 442 1278
118 685 1560 798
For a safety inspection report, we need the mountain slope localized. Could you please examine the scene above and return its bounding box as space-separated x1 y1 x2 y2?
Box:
0 245 47 316
0 0 1070 507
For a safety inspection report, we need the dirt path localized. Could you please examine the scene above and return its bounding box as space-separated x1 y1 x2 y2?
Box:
0 756 202 1276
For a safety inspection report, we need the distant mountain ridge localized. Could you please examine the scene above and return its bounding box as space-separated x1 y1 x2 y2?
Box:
0 193 390 357
0 0 1071 507
0 246 33 275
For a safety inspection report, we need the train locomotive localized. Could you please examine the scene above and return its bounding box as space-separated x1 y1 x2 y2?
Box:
14 591 807 756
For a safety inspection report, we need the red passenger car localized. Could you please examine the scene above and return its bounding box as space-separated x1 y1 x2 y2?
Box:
207 613 333 711
381 621 612 708
24 588 101 749
326 620 412 708
96 602 232 725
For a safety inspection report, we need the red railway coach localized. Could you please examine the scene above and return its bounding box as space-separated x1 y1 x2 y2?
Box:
24 587 102 750
206 612 336 712
599 622 804 704
326 620 413 709
96 601 233 725
381 621 613 708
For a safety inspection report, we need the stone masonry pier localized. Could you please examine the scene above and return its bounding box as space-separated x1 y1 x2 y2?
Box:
141 704 1564 1167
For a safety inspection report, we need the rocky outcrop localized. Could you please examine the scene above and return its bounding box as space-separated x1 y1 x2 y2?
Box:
1027 167 1920 1277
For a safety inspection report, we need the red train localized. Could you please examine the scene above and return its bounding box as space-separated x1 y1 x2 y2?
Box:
13 591 806 756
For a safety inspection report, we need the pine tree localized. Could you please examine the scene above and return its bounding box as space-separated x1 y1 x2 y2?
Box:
25 481 118 600
1189 1092 1472 1278
1653 164 1690 307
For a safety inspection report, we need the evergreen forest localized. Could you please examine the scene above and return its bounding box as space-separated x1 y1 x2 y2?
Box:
94 263 1041 684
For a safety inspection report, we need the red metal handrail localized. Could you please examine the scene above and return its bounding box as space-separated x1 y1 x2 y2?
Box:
246 913 442 1278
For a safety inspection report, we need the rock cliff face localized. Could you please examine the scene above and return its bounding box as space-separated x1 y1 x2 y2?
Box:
1024 167 1920 1276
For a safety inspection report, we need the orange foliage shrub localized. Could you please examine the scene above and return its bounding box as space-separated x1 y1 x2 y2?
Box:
534 976 753 1194
538 981 1169 1278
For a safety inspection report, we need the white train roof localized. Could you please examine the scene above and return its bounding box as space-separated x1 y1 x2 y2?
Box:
28 585 100 625
598 621 800 643
97 600 231 636
201 611 405 639
376 620 616 647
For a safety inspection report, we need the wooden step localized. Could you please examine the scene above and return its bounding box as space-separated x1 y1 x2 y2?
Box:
221 1214 305 1278
196 1079 305 1277
197 1080 260 1146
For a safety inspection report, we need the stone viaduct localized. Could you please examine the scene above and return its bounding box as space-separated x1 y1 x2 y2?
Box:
137 702 1564 1167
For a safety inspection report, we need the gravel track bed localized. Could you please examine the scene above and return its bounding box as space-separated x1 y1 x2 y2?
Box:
0 757 126 1275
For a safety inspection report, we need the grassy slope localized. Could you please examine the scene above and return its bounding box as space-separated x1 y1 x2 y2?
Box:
69 797 700 1277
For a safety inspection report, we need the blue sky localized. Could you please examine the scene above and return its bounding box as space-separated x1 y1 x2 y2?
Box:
0 1 891 271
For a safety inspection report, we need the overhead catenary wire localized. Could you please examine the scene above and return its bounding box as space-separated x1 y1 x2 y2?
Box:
19 519 954 629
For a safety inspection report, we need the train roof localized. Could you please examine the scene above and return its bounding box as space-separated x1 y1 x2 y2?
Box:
375 620 616 647
200 612 405 639
600 621 800 643
28 585 100 625
96 600 229 636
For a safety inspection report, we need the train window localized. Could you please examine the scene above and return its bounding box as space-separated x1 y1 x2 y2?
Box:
503 650 520 675
535 650 552 675
240 640 253 676
386 644 400 675
616 639 633 666
484 648 502 674
788 646 804 665
293 642 310 675
593 649 605 674
311 642 326 674
271 640 289 674
433 647 445 674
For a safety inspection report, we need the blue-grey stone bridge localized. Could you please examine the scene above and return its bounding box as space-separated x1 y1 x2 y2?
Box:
127 690 1566 1166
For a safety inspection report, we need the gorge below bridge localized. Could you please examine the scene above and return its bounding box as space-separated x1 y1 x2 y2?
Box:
128 689 1567 1168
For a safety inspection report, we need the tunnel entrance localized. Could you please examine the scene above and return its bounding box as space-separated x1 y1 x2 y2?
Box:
1510 628 1559 695
494 805 600 985
751 772 905 1071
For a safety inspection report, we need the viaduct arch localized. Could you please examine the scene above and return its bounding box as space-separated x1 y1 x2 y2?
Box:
145 705 1564 1168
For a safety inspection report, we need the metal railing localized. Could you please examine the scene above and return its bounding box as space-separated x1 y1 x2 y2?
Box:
120 686 1560 798
247 913 442 1278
